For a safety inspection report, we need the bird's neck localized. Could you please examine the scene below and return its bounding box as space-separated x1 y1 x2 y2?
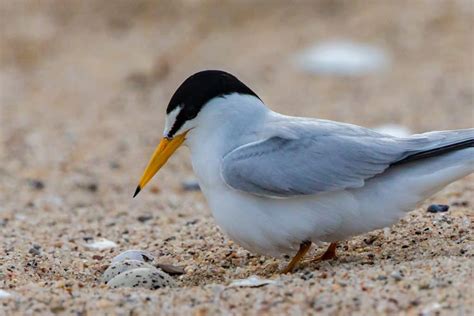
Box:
185 94 269 191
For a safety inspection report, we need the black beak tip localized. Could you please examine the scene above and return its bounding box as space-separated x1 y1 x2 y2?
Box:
133 186 141 198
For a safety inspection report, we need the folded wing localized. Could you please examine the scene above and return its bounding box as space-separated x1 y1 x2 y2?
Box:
220 121 473 198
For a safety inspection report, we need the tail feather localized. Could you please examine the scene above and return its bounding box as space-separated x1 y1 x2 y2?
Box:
391 128 474 167
392 138 474 166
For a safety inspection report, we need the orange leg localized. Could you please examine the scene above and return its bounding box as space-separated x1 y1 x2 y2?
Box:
312 242 338 262
281 240 312 274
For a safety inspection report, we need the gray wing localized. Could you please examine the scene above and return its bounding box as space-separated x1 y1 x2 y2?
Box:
220 120 473 198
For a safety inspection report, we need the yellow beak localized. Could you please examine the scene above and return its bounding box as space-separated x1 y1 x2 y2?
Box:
133 132 187 197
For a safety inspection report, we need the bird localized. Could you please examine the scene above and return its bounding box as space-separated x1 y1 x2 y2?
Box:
133 70 473 273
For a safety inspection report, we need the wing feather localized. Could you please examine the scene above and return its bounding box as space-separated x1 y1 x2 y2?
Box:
221 120 473 198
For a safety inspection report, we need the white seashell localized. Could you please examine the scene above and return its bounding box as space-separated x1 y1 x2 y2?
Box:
84 238 117 250
107 267 176 289
102 260 155 283
111 250 154 263
0 289 12 299
421 302 442 316
295 40 389 76
229 276 276 288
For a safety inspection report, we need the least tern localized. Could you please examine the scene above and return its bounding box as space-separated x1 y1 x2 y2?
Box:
134 70 473 273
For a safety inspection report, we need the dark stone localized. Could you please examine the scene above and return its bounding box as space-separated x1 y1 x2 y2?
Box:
77 182 98 193
185 219 199 226
181 180 201 191
86 183 98 192
364 235 378 245
28 247 41 256
427 204 449 213
137 215 153 223
28 179 45 190
301 271 314 281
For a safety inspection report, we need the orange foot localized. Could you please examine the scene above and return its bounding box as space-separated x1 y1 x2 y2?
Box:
281 240 312 274
312 242 338 263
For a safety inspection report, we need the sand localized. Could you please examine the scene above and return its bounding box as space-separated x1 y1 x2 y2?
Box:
0 1 473 315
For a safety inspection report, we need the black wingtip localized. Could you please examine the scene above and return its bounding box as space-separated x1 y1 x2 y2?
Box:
133 186 141 198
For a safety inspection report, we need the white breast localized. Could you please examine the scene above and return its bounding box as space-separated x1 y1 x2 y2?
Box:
187 151 473 258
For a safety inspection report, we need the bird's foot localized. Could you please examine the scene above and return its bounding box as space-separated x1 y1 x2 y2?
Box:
311 242 338 263
281 240 312 274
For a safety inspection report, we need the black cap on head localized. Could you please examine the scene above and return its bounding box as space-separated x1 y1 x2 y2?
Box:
165 70 260 138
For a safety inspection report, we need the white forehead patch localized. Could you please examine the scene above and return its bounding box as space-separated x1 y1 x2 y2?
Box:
163 105 182 137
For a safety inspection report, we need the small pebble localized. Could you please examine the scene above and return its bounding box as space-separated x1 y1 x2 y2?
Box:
87 183 98 192
76 182 98 193
111 250 154 264
301 271 314 281
427 204 449 213
452 200 469 207
28 179 45 190
181 179 200 191
102 260 155 283
137 215 153 223
185 219 199 226
418 282 431 290
28 247 41 256
390 270 403 281
107 267 176 289
364 235 378 245
149 186 161 194
155 263 186 276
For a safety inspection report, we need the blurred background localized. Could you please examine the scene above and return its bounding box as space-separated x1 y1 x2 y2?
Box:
0 0 473 237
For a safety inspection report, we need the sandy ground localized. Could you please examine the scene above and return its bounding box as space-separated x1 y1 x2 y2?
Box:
1 1 473 315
